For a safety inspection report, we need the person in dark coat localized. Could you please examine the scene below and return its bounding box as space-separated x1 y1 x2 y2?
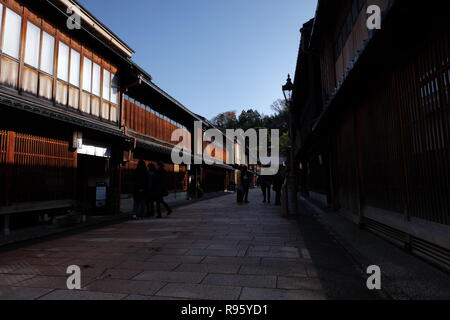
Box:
241 166 251 203
133 160 148 219
154 161 173 218
260 174 273 203
146 163 157 217
272 169 283 206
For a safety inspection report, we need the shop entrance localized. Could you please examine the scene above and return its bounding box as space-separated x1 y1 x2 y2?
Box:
77 154 110 215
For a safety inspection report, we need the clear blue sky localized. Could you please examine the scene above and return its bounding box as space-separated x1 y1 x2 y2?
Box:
78 0 317 119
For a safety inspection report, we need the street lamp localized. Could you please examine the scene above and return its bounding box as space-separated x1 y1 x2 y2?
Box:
281 74 298 217
282 74 294 102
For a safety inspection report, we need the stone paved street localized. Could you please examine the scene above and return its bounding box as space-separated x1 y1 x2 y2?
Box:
0 190 329 300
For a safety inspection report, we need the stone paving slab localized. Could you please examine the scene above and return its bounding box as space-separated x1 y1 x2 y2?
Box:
156 283 242 300
124 294 191 300
114 261 180 271
277 276 323 291
0 286 53 300
12 275 96 289
239 264 308 277
202 274 277 289
0 274 35 286
239 287 326 300
201 256 262 266
146 248 189 255
83 279 166 296
146 254 205 264
93 268 143 280
133 271 207 284
39 289 127 300
174 263 240 274
186 249 240 257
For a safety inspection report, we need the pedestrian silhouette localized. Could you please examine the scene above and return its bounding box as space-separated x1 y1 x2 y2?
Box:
146 163 157 217
259 174 272 203
241 166 251 204
133 160 148 219
154 161 173 218
272 169 283 206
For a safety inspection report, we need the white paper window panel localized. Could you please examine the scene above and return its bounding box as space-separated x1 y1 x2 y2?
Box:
55 81 68 105
40 32 55 75
81 91 90 113
82 57 92 92
3 9 22 59
24 22 41 68
91 96 100 116
101 102 110 120
111 74 119 104
102 69 110 100
0 57 19 87
0 4 3 36
110 106 117 123
69 49 80 87
57 42 69 82
39 74 53 99
22 67 38 94
68 86 79 109
92 63 101 96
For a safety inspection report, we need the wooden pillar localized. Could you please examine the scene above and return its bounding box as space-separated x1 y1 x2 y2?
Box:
5 131 16 206
3 215 10 236
114 155 122 215
72 150 78 202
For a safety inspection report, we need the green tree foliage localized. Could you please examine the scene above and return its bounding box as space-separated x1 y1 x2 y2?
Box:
210 99 291 157
210 111 238 129
279 132 291 158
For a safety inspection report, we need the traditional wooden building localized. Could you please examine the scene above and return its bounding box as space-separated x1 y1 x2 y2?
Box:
0 0 139 234
291 0 450 271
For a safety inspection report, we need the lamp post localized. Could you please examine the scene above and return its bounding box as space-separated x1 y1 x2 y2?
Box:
282 74 298 217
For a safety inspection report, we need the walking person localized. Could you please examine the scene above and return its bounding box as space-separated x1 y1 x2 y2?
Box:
146 163 157 217
133 160 148 219
154 161 173 218
272 169 283 206
236 166 244 204
241 166 251 204
260 174 273 203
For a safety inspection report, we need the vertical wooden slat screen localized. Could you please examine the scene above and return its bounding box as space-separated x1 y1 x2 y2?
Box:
0 130 8 205
320 44 336 102
398 27 450 226
3 132 77 203
332 110 360 216
123 96 185 146
329 23 450 227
